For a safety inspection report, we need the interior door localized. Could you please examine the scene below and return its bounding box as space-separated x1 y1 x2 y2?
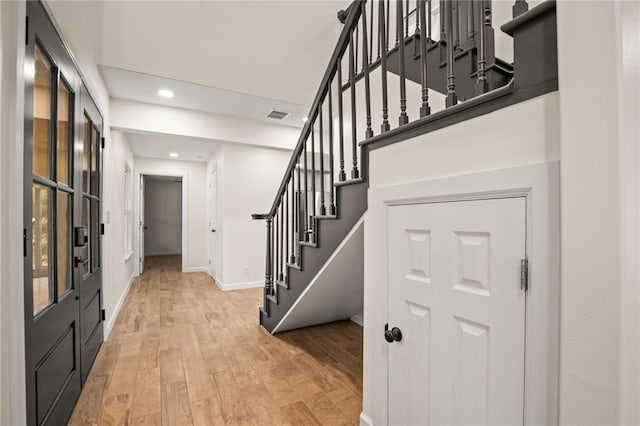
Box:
139 174 145 274
23 2 82 424
387 198 526 425
77 86 104 384
209 169 217 278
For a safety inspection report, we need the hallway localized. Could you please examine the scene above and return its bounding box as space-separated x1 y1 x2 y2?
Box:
69 256 363 425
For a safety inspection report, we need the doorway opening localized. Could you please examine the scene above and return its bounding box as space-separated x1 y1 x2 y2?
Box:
139 175 183 275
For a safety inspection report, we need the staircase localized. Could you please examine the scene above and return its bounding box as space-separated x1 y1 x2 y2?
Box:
253 0 558 333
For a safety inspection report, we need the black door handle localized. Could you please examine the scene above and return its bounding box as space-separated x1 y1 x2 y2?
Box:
211 229 216 233
74 256 88 268
384 324 403 343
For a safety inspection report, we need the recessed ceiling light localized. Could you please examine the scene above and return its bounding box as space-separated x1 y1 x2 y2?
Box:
302 117 308 122
158 89 175 98
169 152 178 158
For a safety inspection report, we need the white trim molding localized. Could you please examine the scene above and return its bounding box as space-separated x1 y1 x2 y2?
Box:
214 279 263 292
184 266 209 273
369 162 560 425
360 412 373 426
104 272 136 339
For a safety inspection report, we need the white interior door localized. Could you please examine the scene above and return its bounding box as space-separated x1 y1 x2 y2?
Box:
209 169 217 279
139 175 145 274
387 197 527 425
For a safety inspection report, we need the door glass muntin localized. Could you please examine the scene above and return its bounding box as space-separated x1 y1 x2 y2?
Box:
31 40 77 316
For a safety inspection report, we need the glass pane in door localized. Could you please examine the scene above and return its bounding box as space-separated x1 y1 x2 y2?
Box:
91 126 99 195
33 45 52 179
57 80 71 185
91 200 100 271
57 191 71 297
83 115 90 193
81 197 90 276
32 184 51 314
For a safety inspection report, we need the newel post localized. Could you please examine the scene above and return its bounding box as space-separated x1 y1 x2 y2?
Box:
264 217 273 314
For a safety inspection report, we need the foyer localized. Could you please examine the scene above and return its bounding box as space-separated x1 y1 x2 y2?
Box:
69 256 363 425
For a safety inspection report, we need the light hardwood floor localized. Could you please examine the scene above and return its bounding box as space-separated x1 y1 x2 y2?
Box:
69 255 363 426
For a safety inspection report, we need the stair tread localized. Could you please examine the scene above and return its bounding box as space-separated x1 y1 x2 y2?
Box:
286 262 301 271
266 294 278 305
299 241 318 248
334 177 366 187
275 279 289 289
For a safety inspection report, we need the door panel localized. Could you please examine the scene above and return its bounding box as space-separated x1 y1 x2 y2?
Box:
24 3 82 424
24 2 104 423
388 198 526 425
77 85 104 384
140 175 145 273
209 169 217 278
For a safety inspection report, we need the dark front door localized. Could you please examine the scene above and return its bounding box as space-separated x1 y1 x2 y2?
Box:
24 2 104 424
77 85 104 384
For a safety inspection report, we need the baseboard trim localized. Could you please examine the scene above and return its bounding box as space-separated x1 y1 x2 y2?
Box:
184 266 208 273
104 272 136 339
360 412 373 426
351 313 364 326
144 250 182 256
214 280 263 291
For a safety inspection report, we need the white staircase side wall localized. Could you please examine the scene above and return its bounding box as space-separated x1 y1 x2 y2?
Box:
273 216 364 333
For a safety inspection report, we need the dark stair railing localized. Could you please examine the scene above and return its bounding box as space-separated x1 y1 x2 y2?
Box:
253 0 557 330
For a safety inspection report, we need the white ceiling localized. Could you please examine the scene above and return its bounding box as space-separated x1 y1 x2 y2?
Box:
126 132 219 163
100 66 310 129
100 1 350 106
93 1 350 161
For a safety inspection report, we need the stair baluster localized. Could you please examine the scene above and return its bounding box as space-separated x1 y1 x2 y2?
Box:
427 0 432 39
362 2 374 139
468 0 476 39
398 0 409 126
337 60 346 182
379 0 391 133
453 0 460 48
285 182 289 272
405 0 410 38
310 124 316 237
294 161 301 262
386 0 390 50
349 33 360 178
369 0 374 63
419 0 431 116
303 136 309 242
476 0 489 94
440 0 446 40
328 85 336 215
445 0 458 106
319 104 326 216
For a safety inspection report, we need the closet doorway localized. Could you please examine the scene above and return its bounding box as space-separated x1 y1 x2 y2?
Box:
139 175 184 274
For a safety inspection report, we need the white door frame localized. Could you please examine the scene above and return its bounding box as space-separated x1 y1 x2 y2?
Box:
369 162 560 426
133 170 188 275
208 168 217 279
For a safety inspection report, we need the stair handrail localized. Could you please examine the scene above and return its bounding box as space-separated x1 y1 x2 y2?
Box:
252 0 364 221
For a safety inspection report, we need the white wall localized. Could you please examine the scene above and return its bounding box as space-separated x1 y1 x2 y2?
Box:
557 2 639 424
0 2 27 424
362 91 560 423
111 98 299 151
207 143 292 288
134 158 208 273
144 179 182 256
102 130 135 338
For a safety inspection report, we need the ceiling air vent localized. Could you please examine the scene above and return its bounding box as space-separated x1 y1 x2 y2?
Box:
266 110 291 120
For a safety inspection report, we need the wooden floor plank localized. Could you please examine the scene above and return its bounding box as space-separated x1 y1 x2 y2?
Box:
71 255 363 426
